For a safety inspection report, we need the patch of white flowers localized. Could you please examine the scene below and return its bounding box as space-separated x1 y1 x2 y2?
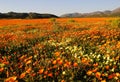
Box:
43 38 118 70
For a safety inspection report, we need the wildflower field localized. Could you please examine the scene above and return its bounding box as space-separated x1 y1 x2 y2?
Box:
0 18 120 82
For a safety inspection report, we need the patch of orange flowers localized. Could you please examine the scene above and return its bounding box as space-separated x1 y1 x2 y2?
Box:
0 18 120 82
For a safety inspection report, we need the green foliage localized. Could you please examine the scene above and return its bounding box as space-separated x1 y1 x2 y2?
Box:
109 18 120 28
50 18 56 23
50 18 66 33
68 19 76 23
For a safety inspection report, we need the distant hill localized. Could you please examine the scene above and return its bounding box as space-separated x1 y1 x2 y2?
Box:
112 7 120 13
0 12 58 19
61 7 120 17
0 7 120 19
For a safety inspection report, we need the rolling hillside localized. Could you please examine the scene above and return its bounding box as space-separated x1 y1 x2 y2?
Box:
61 7 120 17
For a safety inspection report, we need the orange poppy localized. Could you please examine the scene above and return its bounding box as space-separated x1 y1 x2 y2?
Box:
38 68 44 74
58 60 63 65
53 65 57 69
64 63 68 67
20 72 26 79
3 61 9 65
73 62 78 67
54 52 60 57
93 63 99 67
95 72 101 79
26 68 32 73
43 75 47 78
44 71 48 75
81 57 87 63
108 73 116 79
92 68 98 73
48 73 53 77
0 67 4 72
5 76 17 82
26 60 32 65
101 79 106 82
31 73 36 77
56 57 61 61
61 80 65 82
66 61 71 66
105 65 109 70
52 60 57 65
28 56 33 60
87 70 92 76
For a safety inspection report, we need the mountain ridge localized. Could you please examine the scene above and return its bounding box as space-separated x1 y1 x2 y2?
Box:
61 7 120 17
0 12 58 19
0 7 120 18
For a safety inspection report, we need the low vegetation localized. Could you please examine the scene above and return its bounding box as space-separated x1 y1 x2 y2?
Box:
0 18 120 82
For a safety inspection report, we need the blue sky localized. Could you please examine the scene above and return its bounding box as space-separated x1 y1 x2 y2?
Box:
0 0 120 16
